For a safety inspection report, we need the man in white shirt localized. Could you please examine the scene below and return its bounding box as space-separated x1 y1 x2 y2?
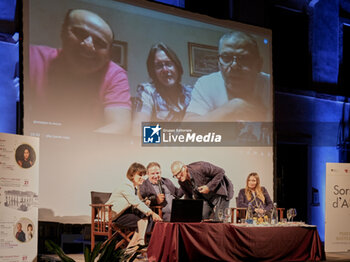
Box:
185 31 271 122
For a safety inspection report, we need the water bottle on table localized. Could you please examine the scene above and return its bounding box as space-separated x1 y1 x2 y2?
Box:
271 202 278 224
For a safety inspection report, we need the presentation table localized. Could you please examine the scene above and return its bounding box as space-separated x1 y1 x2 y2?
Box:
147 222 325 262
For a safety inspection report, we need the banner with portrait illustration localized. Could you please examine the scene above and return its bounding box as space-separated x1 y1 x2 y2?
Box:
0 133 39 262
325 163 350 252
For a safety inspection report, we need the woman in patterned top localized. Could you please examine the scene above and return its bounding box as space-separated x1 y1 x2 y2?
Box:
132 42 192 134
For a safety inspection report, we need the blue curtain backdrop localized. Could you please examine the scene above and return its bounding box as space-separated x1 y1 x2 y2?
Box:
0 0 18 134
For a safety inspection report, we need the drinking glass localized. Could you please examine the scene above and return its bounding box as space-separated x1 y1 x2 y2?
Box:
224 208 231 223
291 208 297 222
257 204 266 218
218 209 224 221
286 209 292 222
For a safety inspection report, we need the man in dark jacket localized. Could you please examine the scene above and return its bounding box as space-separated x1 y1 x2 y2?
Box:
171 161 234 220
139 162 183 221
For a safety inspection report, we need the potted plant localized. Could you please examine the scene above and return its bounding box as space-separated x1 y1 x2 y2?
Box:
45 238 146 262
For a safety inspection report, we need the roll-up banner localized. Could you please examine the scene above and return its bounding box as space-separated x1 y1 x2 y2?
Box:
0 133 39 262
325 163 350 252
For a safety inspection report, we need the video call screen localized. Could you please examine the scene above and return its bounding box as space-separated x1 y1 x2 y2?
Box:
23 0 274 222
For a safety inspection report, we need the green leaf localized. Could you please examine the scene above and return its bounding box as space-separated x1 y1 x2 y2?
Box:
83 246 91 262
98 238 119 261
90 241 103 261
44 240 76 262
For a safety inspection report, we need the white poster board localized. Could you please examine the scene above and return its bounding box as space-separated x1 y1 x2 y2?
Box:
325 162 350 252
0 133 39 262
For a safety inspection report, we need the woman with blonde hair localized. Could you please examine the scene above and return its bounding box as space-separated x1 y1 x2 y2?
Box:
237 172 273 216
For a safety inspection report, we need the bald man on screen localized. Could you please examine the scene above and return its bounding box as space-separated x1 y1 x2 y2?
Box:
29 9 131 134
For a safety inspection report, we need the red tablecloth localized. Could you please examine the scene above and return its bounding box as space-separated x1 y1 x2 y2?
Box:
147 222 325 262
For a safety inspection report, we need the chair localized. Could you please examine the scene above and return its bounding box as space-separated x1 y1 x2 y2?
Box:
231 207 247 223
230 207 285 223
231 197 248 223
277 208 285 219
90 191 134 250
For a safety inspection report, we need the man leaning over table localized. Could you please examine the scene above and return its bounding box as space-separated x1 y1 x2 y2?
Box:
171 161 234 220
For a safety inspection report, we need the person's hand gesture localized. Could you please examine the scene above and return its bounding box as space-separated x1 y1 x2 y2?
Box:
152 212 163 222
198 185 209 194
255 208 265 215
227 98 267 121
156 193 165 204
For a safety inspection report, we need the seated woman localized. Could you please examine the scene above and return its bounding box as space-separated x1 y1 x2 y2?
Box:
237 172 273 217
132 42 192 134
106 162 162 250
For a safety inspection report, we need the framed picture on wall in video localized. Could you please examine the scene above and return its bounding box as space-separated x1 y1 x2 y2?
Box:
111 40 128 70
188 42 218 77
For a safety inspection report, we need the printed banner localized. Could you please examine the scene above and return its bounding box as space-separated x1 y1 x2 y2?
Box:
325 162 350 252
0 133 39 262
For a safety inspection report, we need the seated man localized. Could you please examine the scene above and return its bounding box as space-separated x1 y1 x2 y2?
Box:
139 162 183 221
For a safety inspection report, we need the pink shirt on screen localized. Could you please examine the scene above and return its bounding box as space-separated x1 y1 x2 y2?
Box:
28 45 131 130
29 45 131 110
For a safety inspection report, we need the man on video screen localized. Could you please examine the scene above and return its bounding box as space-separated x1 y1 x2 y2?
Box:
185 31 271 122
29 9 131 134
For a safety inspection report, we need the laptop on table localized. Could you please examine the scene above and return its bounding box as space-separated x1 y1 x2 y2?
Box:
170 199 203 222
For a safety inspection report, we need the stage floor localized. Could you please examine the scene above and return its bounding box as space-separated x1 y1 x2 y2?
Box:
40 253 148 262
40 251 350 261
326 251 350 261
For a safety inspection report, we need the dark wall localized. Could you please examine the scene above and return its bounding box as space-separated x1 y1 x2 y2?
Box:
1 0 347 242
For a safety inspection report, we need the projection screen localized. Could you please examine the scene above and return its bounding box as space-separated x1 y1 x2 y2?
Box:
23 0 274 223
